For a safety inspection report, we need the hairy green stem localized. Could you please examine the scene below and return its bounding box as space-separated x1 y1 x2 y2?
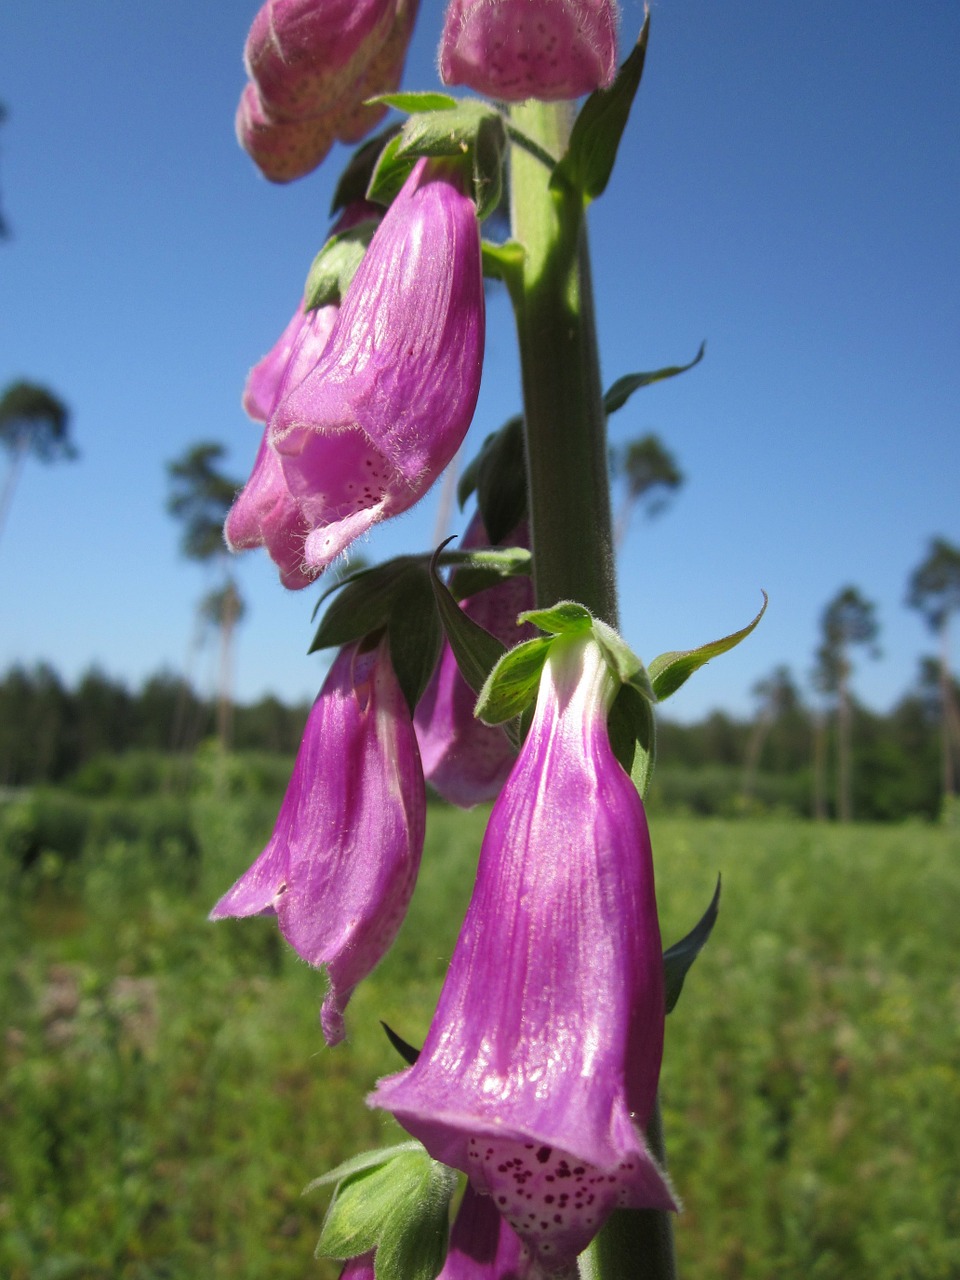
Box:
508 99 677 1280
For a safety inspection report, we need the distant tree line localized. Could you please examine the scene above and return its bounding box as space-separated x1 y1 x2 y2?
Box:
1 658 956 822
0 664 310 788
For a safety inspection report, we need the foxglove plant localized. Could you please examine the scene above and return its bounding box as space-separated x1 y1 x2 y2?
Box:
217 5 748 1278
269 156 484 578
373 635 675 1274
210 636 425 1045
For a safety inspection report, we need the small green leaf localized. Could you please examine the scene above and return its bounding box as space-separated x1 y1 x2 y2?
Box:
388 564 443 715
380 1021 420 1065
606 681 657 797
475 635 554 725
303 219 379 309
456 414 526 543
429 546 508 700
480 239 525 292
518 601 594 636
309 558 419 652
648 593 768 701
367 133 418 205
664 877 721 1014
448 546 532 602
604 342 706 416
550 13 650 202
315 1146 456 1280
305 1142 423 1193
331 125 402 214
370 91 458 114
394 100 503 161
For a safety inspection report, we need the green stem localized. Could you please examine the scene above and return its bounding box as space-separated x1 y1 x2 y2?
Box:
508 100 677 1280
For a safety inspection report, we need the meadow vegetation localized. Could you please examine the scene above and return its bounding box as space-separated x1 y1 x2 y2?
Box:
1 762 958 1279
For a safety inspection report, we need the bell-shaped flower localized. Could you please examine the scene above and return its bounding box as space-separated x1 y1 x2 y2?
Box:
238 0 419 182
440 1184 525 1278
270 157 485 577
372 635 676 1274
439 0 618 103
226 301 339 589
210 637 425 1046
415 514 534 807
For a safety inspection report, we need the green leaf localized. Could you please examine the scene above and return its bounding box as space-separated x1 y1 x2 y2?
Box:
550 13 650 202
474 635 554 725
457 414 527 543
309 558 420 652
648 593 768 701
606 681 657 797
303 219 379 309
367 133 418 205
380 1021 420 1065
480 239 525 292
305 1143 423 1193
370 91 458 114
331 126 402 213
315 1146 456 1280
603 342 706 416
388 564 443 715
663 877 721 1014
518 600 594 636
429 547 508 699
448 546 532 602
394 100 503 162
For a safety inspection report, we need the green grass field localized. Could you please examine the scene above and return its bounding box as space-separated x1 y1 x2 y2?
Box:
2 791 959 1279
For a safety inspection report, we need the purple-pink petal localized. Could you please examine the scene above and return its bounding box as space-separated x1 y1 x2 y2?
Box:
440 1184 525 1278
372 637 675 1270
210 639 425 1045
271 157 484 576
439 0 618 102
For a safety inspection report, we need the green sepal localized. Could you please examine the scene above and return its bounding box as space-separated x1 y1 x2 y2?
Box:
331 125 402 214
305 1142 422 1192
370 91 459 114
604 342 706 416
456 414 527 544
303 218 378 309
592 618 654 702
550 12 650 202
313 1144 456 1280
518 600 593 636
606 680 657 797
474 635 555 725
428 545 508 700
648 593 768 701
367 133 417 206
663 876 721 1014
448 546 532 602
391 101 507 221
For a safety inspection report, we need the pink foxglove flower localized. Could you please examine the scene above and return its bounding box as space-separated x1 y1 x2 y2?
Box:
372 635 676 1273
439 0 618 103
270 157 484 576
226 302 338 589
439 1184 525 1278
210 638 425 1046
415 514 533 807
238 0 419 182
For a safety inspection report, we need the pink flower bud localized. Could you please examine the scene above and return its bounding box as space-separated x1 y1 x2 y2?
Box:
210 638 425 1046
439 0 618 102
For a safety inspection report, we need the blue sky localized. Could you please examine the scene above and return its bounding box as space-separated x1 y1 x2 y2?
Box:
2 1 958 723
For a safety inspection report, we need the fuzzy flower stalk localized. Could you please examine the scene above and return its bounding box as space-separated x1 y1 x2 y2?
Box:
373 635 676 1276
210 636 425 1045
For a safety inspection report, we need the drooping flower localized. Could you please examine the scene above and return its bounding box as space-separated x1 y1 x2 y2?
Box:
372 635 676 1274
210 637 425 1046
439 1184 525 1278
225 301 338 589
237 0 419 182
439 0 618 103
415 514 534 807
270 157 484 577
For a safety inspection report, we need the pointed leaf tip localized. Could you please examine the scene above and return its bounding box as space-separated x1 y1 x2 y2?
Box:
663 876 721 1014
